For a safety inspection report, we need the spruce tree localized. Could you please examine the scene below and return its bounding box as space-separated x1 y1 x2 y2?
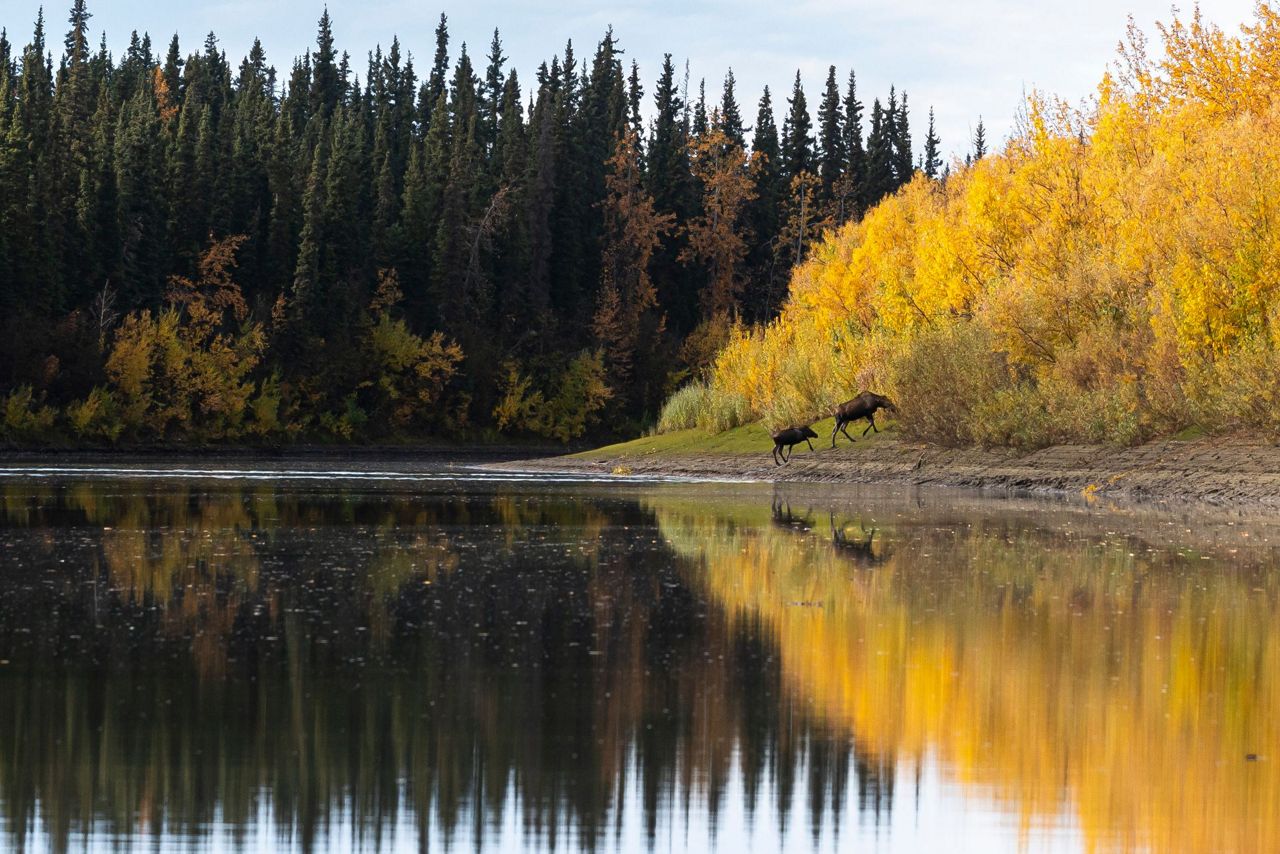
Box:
310 10 340 120
646 54 685 214
115 85 168 308
421 14 449 129
522 71 556 326
289 121 330 334
922 106 942 178
780 70 812 179
719 69 744 149
692 78 708 139
746 86 783 320
829 70 860 224
972 116 987 160
816 65 843 201
627 60 644 138
162 34 183 109
482 29 505 155
863 97 893 209
645 53 695 333
894 89 913 186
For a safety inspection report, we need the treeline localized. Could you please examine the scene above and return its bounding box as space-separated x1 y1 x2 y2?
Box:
0 2 941 444
669 4 1280 447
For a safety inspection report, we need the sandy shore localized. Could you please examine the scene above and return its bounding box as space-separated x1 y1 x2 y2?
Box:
489 435 1280 509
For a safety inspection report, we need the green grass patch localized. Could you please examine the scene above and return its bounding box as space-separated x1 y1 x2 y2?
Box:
1172 424 1208 441
575 417 898 459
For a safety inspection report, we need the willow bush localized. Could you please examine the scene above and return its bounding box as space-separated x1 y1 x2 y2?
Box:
677 5 1280 446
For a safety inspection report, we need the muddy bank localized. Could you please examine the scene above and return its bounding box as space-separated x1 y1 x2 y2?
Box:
489 436 1280 508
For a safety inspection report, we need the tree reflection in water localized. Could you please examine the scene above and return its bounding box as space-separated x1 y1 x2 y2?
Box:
0 476 1277 852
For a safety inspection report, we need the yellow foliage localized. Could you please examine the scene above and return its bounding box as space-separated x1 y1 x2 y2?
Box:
0 386 57 442
102 237 267 440
492 351 612 442
702 5 1280 442
654 499 1280 854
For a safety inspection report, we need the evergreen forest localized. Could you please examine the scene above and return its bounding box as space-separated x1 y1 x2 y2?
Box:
0 3 941 444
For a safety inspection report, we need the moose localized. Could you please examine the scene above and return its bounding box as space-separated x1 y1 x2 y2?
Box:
831 392 896 447
770 425 819 465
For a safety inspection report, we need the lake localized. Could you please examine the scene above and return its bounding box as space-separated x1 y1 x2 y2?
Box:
0 459 1276 853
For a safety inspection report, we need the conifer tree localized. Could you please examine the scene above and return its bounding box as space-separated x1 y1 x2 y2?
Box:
646 54 686 215
746 86 783 319
645 53 695 332
922 106 942 178
627 60 644 138
310 10 341 120
839 70 864 221
816 65 844 200
482 29 505 155
863 97 893 208
421 14 449 129
692 78 708 139
522 70 556 326
780 70 812 179
972 116 987 160
162 34 183 112
882 86 899 187
288 121 329 335
894 89 913 186
718 68 744 149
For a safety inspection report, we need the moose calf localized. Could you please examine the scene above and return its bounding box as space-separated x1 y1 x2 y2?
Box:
832 392 896 447
770 426 818 465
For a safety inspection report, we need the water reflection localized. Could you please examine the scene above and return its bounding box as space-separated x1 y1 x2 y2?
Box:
0 472 1277 852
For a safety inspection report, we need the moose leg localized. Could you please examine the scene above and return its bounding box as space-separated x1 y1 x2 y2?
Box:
806 439 815 452
831 420 841 448
840 423 856 444
862 414 876 436
772 444 781 466
783 444 793 463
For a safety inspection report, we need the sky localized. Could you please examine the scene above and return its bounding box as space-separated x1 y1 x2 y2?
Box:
0 0 1261 161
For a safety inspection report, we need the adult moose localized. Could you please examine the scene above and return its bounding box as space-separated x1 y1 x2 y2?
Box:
832 392 896 447
770 426 819 465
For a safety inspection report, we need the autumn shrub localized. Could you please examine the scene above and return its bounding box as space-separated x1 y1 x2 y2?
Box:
1 386 57 443
104 237 266 441
493 351 612 442
493 364 544 434
246 373 284 438
540 351 612 442
66 387 125 443
886 323 1013 446
686 5 1280 448
361 314 465 432
1188 341 1280 436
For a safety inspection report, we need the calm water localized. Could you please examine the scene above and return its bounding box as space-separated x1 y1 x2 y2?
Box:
0 460 1277 853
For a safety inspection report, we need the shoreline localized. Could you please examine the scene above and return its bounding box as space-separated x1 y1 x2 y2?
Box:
488 435 1280 509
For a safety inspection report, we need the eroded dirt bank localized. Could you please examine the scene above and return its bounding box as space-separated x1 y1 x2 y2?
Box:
489 436 1280 508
